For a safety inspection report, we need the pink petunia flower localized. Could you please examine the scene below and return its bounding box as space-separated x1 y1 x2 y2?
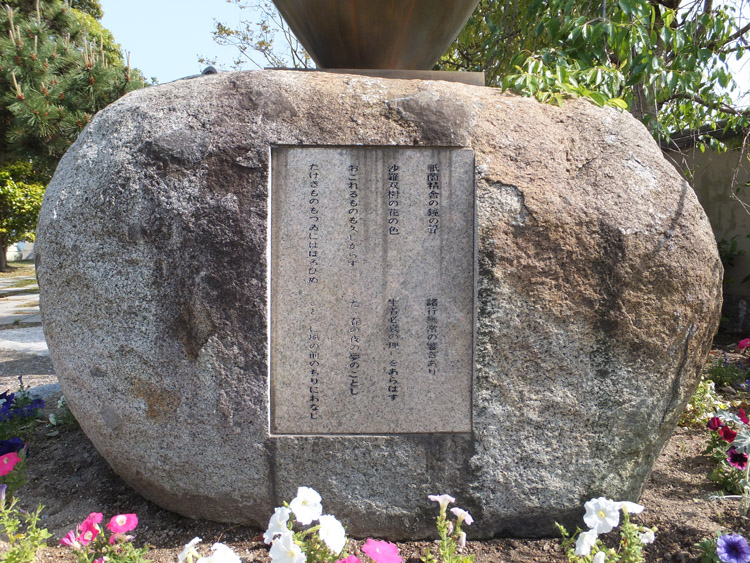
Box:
720 426 738 443
60 529 81 550
77 513 103 546
106 513 138 534
83 512 104 526
362 539 402 563
738 338 750 350
728 447 749 470
0 452 21 477
740 409 749 425
336 556 362 563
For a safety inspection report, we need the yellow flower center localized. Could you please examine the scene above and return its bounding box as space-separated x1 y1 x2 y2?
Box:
598 510 606 519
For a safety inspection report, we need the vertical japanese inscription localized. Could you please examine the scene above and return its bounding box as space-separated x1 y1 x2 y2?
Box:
426 298 438 376
387 164 401 236
308 320 321 420
386 297 400 401
308 164 321 284
270 147 475 435
347 165 360 267
427 164 440 234
348 300 361 396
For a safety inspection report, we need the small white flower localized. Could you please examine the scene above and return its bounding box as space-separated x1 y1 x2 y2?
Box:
638 529 655 544
458 531 467 549
617 501 645 515
269 531 305 563
583 497 620 533
593 552 606 563
179 537 202 562
428 494 456 513
450 507 474 526
196 542 241 563
318 514 347 554
289 486 323 525
575 529 599 556
264 507 292 544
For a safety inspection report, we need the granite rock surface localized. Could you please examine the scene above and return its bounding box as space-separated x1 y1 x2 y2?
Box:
36 70 721 539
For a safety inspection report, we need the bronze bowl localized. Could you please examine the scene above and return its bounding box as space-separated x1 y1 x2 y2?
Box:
271 0 480 70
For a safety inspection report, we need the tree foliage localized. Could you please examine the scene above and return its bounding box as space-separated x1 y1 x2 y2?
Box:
0 161 43 270
203 0 311 70
0 0 146 178
0 0 145 269
438 0 750 147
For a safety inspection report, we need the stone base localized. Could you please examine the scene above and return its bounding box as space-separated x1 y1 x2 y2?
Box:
300 68 485 85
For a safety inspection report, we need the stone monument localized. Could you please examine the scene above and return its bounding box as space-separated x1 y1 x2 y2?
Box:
35 1 722 540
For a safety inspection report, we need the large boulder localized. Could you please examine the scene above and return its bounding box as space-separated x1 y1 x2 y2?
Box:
35 70 721 539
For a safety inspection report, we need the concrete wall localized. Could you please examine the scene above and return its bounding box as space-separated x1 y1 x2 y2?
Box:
664 143 750 331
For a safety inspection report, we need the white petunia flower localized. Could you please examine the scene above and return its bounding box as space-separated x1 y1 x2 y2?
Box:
593 552 606 563
583 497 620 533
289 487 323 525
264 507 292 544
196 542 241 563
269 531 306 563
179 537 202 562
458 531 467 549
638 529 655 544
318 514 347 554
450 507 474 526
617 501 644 515
428 494 456 513
575 529 599 556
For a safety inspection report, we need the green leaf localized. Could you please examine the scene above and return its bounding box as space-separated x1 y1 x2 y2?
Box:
663 9 674 28
733 431 750 455
667 71 678 90
698 48 713 62
609 97 629 109
631 62 648 78
587 91 608 106
659 25 671 45
672 29 686 50
718 69 730 88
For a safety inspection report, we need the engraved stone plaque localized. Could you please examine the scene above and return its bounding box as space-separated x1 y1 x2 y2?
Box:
270 146 475 434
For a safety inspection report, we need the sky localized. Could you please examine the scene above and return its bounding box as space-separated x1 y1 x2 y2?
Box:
98 0 264 84
99 0 748 104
